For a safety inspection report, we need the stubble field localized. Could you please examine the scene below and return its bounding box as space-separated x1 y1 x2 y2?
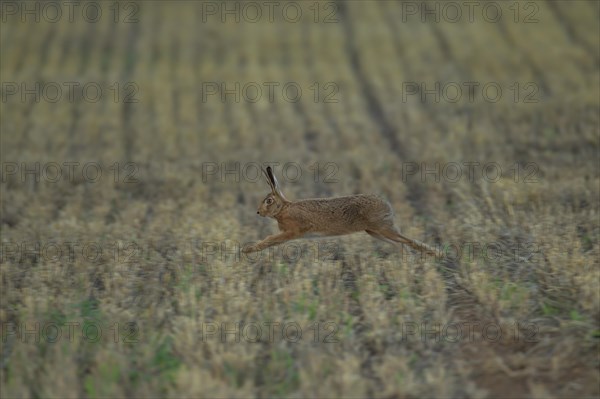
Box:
1 1 599 398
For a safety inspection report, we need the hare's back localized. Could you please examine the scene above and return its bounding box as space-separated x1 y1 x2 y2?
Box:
294 194 393 231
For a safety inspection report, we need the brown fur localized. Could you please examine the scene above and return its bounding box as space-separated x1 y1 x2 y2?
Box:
243 167 443 258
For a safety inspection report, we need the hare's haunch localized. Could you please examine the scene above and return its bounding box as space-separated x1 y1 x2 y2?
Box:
243 166 442 257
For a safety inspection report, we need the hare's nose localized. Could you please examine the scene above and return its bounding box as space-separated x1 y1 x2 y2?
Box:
256 211 259 214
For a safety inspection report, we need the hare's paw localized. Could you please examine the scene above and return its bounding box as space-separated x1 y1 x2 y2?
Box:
242 244 258 254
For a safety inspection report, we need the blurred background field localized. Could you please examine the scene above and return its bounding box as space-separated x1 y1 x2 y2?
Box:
1 1 599 397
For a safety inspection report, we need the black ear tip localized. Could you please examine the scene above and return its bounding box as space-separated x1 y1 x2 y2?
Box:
267 166 272 173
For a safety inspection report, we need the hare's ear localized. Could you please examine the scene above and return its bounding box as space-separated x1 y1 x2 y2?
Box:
262 167 275 192
266 166 287 200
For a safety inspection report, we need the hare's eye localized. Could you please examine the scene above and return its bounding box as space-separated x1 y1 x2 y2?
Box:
266 198 273 205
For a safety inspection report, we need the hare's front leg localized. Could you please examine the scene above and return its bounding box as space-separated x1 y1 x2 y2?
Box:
243 231 300 253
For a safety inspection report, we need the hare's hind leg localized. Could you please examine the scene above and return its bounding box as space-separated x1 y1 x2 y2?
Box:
375 226 441 256
365 229 396 245
371 226 412 245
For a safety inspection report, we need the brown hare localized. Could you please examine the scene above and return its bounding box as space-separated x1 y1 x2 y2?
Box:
243 166 443 258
